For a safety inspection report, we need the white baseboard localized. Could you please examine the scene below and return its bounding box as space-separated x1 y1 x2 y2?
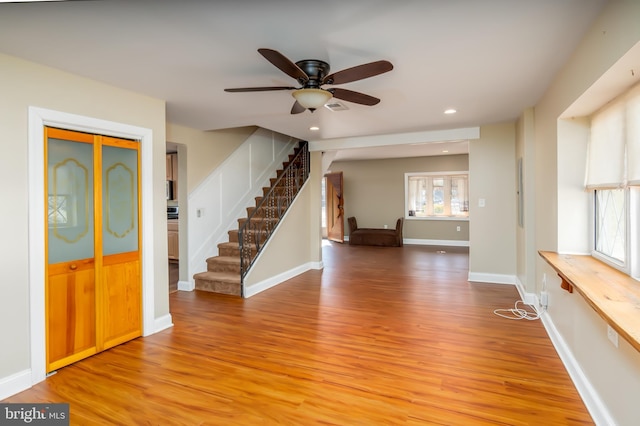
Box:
467 272 516 285
404 238 470 247
244 261 323 298
1 316 173 400
152 314 174 335
513 274 613 424
540 313 615 425
177 280 194 292
514 277 538 306
0 369 32 401
344 237 469 247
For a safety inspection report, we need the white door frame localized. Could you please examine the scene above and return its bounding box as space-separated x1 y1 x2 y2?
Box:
28 107 156 385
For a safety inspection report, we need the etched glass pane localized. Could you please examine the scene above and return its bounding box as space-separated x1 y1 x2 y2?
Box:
595 189 626 263
47 138 94 264
102 145 139 255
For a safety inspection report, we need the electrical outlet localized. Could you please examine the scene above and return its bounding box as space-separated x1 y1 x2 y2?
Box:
607 325 619 348
540 291 549 308
456 226 461 232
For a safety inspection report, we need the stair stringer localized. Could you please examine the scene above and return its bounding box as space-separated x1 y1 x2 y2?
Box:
243 178 323 297
187 128 297 290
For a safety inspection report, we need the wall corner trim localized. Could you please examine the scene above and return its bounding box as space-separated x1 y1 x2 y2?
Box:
152 314 174 335
177 280 194 292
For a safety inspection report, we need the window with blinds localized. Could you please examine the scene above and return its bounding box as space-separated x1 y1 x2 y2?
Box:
405 172 469 219
587 83 640 277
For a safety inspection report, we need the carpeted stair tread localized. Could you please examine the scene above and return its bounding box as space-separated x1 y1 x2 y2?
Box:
193 270 240 282
206 255 241 273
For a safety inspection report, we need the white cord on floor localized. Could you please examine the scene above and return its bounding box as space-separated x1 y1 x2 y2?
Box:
493 300 542 320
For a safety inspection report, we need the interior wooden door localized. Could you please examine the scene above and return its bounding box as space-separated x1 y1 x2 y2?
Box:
325 172 344 243
45 128 141 373
46 128 98 372
100 137 142 350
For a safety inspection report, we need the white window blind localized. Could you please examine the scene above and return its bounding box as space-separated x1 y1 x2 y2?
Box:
626 84 640 186
586 102 625 189
586 83 640 189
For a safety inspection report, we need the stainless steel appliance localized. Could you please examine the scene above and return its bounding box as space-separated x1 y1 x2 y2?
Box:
167 206 179 220
166 180 174 200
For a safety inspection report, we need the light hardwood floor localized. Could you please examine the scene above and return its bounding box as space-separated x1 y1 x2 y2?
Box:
4 242 593 425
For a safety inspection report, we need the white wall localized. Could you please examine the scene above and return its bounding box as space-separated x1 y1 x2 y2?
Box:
0 53 168 398
533 1 640 424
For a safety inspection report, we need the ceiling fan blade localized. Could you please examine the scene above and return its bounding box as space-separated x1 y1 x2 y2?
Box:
258 48 308 82
291 101 305 114
224 86 296 92
323 60 393 85
331 88 380 106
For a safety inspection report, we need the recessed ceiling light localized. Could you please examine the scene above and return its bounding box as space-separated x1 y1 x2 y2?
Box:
442 150 449 153
310 126 320 131
444 109 457 114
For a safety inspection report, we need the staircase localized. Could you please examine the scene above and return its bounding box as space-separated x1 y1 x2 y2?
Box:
193 141 309 297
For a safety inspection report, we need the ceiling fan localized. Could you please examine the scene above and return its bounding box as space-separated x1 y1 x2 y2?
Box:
224 48 393 114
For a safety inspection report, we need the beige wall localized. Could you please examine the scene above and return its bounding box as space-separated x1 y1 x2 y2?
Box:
468 123 517 278
329 154 469 242
166 123 256 193
244 151 323 293
0 53 167 383
166 124 257 283
515 109 536 291
532 1 640 423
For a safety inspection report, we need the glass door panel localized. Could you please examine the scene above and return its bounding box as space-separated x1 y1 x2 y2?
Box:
46 130 97 372
47 138 94 264
102 144 139 255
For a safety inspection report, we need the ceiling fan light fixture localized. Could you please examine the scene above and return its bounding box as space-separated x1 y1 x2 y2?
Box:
292 88 332 110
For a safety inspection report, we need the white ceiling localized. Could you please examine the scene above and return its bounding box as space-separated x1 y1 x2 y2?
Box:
0 0 607 160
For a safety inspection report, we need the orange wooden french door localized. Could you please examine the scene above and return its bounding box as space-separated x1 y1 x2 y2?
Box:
324 171 344 243
45 127 142 372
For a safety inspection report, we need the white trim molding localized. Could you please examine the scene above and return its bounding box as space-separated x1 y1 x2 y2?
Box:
467 272 517 285
153 314 174 333
0 370 32 401
404 239 470 247
244 261 324 298
27 106 163 388
177 280 194 292
540 313 616 425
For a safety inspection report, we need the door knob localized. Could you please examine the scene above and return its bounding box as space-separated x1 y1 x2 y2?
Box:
69 264 77 270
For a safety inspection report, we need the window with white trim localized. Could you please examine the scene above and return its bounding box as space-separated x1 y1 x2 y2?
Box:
587 83 640 279
405 172 469 219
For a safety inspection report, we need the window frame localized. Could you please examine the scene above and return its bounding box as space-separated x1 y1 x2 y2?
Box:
404 171 469 221
591 187 640 280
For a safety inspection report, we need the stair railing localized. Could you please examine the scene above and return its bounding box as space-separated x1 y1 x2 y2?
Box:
238 141 310 283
